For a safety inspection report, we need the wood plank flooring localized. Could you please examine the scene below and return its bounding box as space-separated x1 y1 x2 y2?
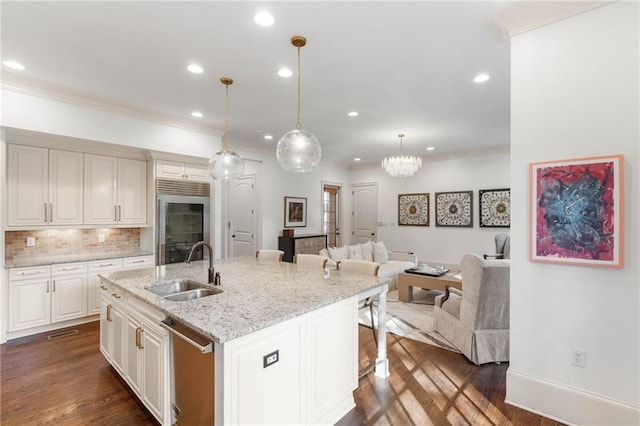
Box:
1 321 565 425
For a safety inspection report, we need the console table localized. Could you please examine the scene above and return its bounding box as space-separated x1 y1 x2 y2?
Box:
278 234 328 263
398 269 462 302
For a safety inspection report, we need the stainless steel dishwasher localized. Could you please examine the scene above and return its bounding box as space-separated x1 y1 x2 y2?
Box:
160 317 214 425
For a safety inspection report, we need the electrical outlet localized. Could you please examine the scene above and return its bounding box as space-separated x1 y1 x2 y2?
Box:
98 233 106 243
572 349 586 368
26 237 35 247
263 350 279 368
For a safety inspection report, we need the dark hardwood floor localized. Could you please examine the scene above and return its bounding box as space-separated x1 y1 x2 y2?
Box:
1 321 564 425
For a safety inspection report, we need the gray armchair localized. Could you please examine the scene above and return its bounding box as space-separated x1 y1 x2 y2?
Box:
433 253 510 365
484 233 510 259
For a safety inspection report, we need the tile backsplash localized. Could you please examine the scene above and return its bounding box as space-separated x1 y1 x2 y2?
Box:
5 228 141 260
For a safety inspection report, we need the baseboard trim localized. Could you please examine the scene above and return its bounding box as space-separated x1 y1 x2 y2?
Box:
506 369 640 425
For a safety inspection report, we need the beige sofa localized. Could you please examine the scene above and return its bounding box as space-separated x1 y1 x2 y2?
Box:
319 240 417 289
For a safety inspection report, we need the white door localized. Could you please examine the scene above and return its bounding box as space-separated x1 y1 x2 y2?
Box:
141 322 167 422
228 175 256 257
49 149 84 225
51 274 87 323
117 158 147 225
8 278 51 331
7 144 48 226
125 313 143 396
84 154 118 224
351 183 378 244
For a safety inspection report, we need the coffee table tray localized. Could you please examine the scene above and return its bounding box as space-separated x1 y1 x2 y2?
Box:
405 267 449 277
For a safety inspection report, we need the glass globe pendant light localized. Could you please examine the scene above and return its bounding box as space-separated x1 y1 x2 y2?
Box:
276 36 321 172
382 133 422 177
209 77 244 180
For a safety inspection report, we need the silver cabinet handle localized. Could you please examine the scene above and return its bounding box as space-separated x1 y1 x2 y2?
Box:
99 263 114 267
19 271 40 276
49 204 53 223
61 267 79 271
112 293 121 299
136 327 144 349
114 205 118 221
132 260 145 264
118 205 122 222
44 203 48 222
46 280 49 293
100 285 109 291
106 304 112 322
52 280 56 292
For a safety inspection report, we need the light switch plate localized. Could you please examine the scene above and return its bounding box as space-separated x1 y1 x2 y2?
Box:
26 237 35 247
98 234 106 243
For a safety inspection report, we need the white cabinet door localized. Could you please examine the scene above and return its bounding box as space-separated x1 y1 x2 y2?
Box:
156 160 185 180
157 159 209 182
100 296 114 361
7 144 48 226
141 321 168 422
117 158 147 225
225 318 304 425
88 259 123 315
8 277 51 331
125 312 144 397
183 163 209 182
48 149 83 225
51 274 87 323
112 304 126 375
84 154 118 224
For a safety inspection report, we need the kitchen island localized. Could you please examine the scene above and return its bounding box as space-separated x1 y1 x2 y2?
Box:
99 256 390 425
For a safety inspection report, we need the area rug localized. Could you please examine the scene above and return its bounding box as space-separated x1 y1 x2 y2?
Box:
358 289 460 353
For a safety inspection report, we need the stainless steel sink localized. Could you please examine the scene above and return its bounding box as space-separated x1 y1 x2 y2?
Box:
146 279 222 301
164 288 221 301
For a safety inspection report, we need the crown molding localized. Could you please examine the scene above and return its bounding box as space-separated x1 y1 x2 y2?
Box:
486 1 614 40
1 71 222 137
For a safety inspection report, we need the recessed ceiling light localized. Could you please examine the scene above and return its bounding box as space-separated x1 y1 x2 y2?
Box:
187 64 204 74
254 11 274 27
191 111 203 118
264 135 273 140
426 147 435 151
347 111 359 117
278 68 293 78
354 158 361 162
3 60 25 70
473 73 490 83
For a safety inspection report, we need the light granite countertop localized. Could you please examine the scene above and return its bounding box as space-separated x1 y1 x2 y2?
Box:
99 256 390 344
5 250 154 269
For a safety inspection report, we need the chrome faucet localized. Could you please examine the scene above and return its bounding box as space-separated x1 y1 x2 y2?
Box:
186 241 215 284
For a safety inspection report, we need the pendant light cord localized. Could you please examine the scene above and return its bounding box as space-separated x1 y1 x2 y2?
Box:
224 82 230 152
399 134 405 156
296 45 302 130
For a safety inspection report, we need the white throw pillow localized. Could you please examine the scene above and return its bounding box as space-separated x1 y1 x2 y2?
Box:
328 246 348 261
360 240 374 261
319 248 329 258
347 244 363 259
373 241 389 264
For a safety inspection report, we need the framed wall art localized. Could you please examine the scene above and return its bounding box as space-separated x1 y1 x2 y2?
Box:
435 191 473 228
479 188 511 228
529 154 623 268
284 196 307 228
398 193 429 226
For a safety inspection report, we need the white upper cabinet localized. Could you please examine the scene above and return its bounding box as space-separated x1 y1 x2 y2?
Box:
7 145 83 227
85 154 147 225
156 159 208 182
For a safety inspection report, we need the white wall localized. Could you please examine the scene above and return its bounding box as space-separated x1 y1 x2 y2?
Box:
508 3 639 424
349 151 510 264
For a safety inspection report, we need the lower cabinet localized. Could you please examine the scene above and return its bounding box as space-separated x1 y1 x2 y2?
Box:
100 288 170 425
221 295 358 425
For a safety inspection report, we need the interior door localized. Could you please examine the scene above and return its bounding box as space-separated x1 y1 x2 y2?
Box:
229 175 256 257
351 183 378 244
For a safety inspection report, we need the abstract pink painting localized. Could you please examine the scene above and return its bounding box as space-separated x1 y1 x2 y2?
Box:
529 155 624 268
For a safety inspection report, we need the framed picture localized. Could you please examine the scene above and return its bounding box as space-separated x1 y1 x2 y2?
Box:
435 191 473 227
529 154 623 268
479 188 511 228
398 193 429 226
284 196 307 228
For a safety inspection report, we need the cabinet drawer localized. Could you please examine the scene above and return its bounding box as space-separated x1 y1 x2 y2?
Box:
123 256 154 270
51 262 88 277
9 265 51 281
89 258 124 272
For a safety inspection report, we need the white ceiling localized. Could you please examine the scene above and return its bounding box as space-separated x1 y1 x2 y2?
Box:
1 1 512 168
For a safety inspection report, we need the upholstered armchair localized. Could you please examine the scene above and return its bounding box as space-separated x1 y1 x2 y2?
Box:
484 233 510 260
433 253 510 365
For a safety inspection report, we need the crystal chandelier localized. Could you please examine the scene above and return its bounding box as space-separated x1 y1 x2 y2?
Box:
382 133 422 177
276 35 321 172
209 77 244 180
